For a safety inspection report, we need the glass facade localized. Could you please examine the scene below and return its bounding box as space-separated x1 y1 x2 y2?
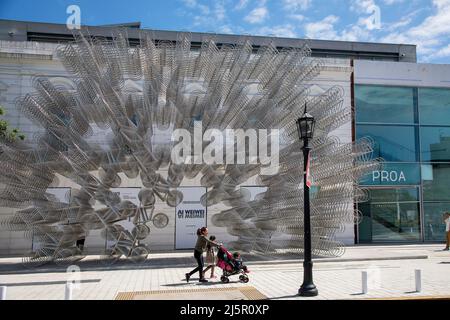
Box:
420 127 450 162
355 85 417 123
358 188 421 242
356 84 450 243
357 125 418 162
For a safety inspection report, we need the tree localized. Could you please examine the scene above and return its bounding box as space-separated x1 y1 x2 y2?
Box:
0 106 25 142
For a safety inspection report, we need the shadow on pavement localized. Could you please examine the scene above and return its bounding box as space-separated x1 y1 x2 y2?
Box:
0 279 101 287
269 294 301 300
0 252 307 275
350 293 365 296
162 280 242 287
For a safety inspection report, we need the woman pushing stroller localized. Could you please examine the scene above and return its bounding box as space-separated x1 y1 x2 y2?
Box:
185 227 220 283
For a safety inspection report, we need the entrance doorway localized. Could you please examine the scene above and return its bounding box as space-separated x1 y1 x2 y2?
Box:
358 187 421 242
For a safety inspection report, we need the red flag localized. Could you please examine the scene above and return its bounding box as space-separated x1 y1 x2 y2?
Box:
306 152 312 188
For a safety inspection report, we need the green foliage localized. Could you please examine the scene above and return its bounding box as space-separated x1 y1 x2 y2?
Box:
0 106 25 142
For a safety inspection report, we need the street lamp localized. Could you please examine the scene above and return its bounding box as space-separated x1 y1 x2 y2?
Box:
296 104 318 297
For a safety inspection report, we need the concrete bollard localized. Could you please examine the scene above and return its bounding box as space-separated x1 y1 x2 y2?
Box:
0 286 6 300
415 269 422 292
362 271 368 294
65 282 73 300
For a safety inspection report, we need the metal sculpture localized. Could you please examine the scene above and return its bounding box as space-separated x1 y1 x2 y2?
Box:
0 29 379 266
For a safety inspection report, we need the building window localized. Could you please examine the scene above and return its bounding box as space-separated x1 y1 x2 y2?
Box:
358 188 420 242
422 163 450 201
419 88 450 125
420 127 450 162
355 85 416 124
357 124 418 162
423 202 450 241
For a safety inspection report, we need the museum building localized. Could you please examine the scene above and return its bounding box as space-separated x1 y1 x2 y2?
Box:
0 19 449 255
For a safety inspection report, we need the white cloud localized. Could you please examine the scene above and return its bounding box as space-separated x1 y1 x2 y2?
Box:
244 7 269 24
215 2 226 21
254 24 298 38
339 24 374 41
407 0 450 39
304 15 340 40
198 4 210 15
193 15 211 27
219 25 234 34
288 14 305 22
429 43 450 59
282 0 312 11
350 0 376 13
302 13 376 42
383 9 421 32
383 0 405 4
189 1 227 29
181 0 210 15
235 0 250 10
380 0 450 58
182 0 197 8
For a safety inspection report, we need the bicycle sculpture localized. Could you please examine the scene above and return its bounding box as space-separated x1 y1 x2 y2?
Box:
0 29 380 267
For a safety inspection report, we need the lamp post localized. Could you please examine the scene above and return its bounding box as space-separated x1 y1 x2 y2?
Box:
296 104 318 297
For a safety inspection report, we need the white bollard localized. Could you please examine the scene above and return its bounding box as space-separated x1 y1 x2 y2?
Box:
415 269 422 292
362 271 368 294
65 282 73 300
0 286 6 300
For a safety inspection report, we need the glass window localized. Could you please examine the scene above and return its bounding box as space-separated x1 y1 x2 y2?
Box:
423 202 450 241
358 187 421 242
422 164 450 201
370 202 420 241
358 202 372 243
357 125 418 162
359 201 421 242
368 188 419 202
419 88 450 125
355 85 416 123
420 127 450 162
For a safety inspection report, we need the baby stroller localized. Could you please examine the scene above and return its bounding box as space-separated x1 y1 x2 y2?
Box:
216 245 249 283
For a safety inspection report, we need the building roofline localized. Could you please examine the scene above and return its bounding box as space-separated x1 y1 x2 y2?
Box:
0 19 417 62
97 22 141 28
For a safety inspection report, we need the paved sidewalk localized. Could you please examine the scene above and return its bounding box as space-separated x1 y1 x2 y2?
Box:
0 244 448 300
0 244 430 274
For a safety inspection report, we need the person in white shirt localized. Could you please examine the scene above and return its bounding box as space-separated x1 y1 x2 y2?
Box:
444 212 450 251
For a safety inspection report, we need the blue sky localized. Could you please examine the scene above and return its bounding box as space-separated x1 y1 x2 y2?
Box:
1 0 449 63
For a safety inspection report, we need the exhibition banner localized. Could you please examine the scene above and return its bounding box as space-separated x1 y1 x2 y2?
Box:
175 187 207 250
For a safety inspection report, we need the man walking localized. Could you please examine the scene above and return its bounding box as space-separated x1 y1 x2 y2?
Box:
444 212 450 251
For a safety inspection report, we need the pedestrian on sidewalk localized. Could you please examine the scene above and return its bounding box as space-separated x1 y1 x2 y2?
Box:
444 212 450 251
203 235 218 279
185 227 220 283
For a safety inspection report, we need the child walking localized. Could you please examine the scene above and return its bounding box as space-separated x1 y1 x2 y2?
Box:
203 235 218 279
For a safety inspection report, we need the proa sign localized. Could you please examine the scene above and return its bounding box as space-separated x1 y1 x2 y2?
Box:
360 163 420 186
372 170 406 183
